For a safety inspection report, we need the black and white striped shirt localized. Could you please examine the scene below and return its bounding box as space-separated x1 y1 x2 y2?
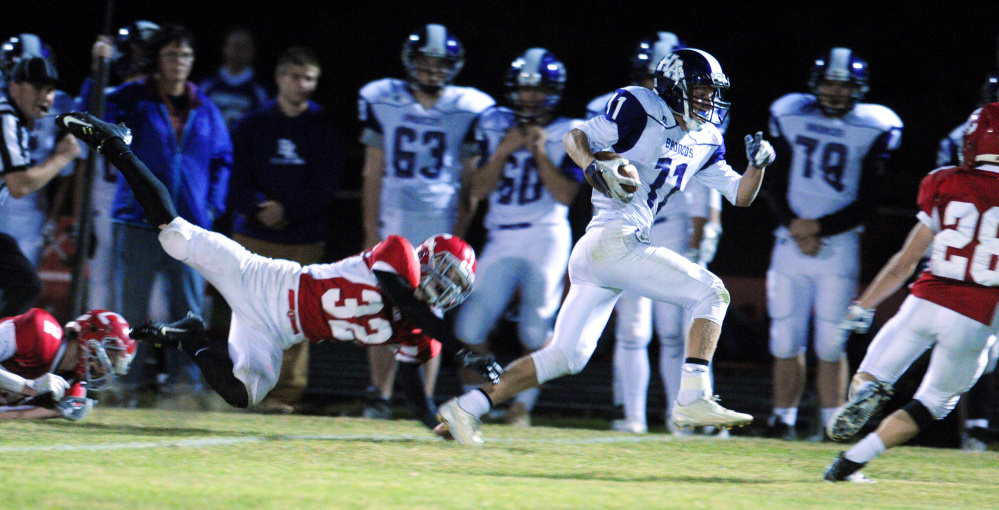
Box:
0 93 32 206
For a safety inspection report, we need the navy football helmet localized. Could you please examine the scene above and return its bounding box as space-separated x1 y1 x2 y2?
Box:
1 34 54 81
980 73 999 106
505 48 566 124
112 20 160 80
808 47 869 117
631 32 684 83
654 48 730 131
401 24 464 94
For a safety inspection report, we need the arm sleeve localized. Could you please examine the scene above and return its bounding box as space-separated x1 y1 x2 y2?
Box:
226 118 266 220
281 118 344 224
759 115 797 226
372 269 464 354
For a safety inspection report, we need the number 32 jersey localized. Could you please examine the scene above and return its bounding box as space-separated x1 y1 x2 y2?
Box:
768 93 902 221
578 86 742 232
358 78 494 213
295 235 440 363
910 165 999 325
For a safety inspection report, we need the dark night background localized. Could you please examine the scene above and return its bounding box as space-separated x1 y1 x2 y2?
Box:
6 1 999 277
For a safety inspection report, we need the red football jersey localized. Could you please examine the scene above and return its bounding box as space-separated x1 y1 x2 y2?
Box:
910 165 999 324
294 235 440 362
0 308 64 379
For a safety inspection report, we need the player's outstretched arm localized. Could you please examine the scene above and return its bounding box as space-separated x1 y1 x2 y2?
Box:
854 222 934 310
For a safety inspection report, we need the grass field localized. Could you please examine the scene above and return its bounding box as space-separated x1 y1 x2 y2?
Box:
1 408 996 509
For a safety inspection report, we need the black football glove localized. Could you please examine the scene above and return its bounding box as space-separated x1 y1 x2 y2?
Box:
455 348 503 385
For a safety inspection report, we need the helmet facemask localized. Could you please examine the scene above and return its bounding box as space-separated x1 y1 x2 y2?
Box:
415 234 476 312
655 50 730 132
505 48 565 125
68 310 136 390
401 24 464 95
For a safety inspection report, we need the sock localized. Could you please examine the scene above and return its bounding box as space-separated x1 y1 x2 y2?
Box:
177 328 248 408
844 432 886 464
771 407 797 427
966 419 989 430
456 388 491 418
513 387 541 412
821 407 838 429
677 365 711 406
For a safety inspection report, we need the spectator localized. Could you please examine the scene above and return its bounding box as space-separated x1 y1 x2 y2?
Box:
227 46 343 413
199 28 270 130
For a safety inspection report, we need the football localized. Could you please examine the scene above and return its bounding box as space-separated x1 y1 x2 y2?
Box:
593 151 639 193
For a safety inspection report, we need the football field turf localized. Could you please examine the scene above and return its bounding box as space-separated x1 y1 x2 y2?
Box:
1 409 996 509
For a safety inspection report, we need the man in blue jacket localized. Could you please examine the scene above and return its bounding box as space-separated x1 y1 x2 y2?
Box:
227 46 343 413
104 24 231 398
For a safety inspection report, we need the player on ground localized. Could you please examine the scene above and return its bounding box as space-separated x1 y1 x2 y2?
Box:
56 111 501 430
762 48 903 439
0 307 135 421
824 103 999 482
588 32 726 435
453 48 583 427
359 24 495 418
437 48 775 445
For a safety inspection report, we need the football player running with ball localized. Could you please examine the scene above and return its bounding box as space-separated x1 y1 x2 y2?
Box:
437 48 776 445
824 104 999 482
56 111 501 431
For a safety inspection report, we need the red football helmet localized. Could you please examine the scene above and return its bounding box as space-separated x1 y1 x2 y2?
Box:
963 102 999 166
415 234 476 312
65 310 137 389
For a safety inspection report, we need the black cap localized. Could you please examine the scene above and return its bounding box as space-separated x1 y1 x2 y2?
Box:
10 56 60 87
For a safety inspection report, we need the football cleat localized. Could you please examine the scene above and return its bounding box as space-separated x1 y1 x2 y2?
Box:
436 399 484 446
672 396 753 430
55 111 132 153
129 312 205 350
826 381 893 442
611 419 648 434
824 452 875 483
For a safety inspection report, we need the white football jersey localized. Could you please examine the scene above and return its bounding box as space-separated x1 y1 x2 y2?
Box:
358 78 494 213
578 86 741 232
768 93 902 221
475 106 584 230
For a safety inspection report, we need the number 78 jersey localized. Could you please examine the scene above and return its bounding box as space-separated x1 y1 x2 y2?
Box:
910 165 999 325
579 86 742 231
768 93 902 220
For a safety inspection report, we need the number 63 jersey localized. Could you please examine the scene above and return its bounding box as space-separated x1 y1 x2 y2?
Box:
358 78 494 213
768 93 902 222
910 165 999 325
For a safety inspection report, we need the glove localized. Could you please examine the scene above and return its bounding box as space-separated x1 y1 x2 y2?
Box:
744 131 776 168
455 348 503 385
585 157 638 203
56 396 95 421
28 373 70 400
840 303 875 336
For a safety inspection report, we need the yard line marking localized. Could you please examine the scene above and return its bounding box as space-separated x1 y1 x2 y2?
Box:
0 432 687 453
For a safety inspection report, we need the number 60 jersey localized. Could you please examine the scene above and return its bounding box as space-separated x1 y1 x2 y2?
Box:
910 165 999 326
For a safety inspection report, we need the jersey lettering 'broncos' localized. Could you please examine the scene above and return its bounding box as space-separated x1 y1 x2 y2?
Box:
910 166 999 325
294 235 439 362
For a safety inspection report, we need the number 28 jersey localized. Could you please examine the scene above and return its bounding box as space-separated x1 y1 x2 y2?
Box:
910 165 999 325
295 235 440 363
358 78 494 213
578 86 742 232
768 93 902 221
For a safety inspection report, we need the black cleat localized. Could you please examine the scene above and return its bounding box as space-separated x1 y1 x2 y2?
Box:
762 419 796 440
55 111 132 153
824 452 874 483
827 381 894 442
129 312 206 350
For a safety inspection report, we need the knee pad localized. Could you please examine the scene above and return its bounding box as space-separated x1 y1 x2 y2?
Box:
766 271 797 321
531 344 574 384
158 217 196 262
689 277 729 324
814 319 846 362
903 399 936 428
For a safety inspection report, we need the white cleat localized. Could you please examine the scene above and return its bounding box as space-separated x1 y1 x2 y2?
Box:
672 396 753 430
826 381 893 442
611 419 648 434
437 399 484 446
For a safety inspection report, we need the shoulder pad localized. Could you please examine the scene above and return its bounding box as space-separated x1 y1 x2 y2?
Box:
586 91 617 120
447 86 496 114
770 93 816 118
852 103 904 131
478 105 516 131
359 78 407 104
